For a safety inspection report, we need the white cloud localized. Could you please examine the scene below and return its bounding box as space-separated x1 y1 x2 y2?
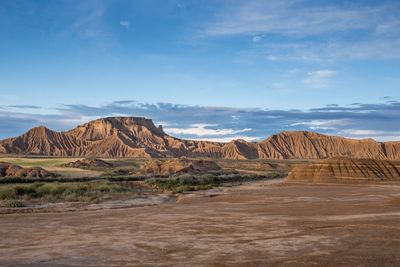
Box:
340 129 382 136
165 123 252 137
264 39 400 61
302 69 337 89
62 2 108 40
338 129 400 141
291 119 349 130
252 35 262 42
58 115 103 128
231 115 240 121
266 55 279 61
120 20 130 29
189 135 260 143
204 1 392 37
154 121 170 127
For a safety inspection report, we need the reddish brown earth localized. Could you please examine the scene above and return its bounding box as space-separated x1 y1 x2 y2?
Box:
1 181 400 266
287 157 400 182
0 162 53 178
1 116 400 159
138 158 221 176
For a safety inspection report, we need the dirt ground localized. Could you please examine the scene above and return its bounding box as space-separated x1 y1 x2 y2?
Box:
1 180 400 266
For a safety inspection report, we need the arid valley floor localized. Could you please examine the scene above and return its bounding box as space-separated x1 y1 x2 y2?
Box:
1 159 400 266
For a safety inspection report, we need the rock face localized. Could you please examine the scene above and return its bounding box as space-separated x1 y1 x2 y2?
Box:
287 157 400 182
63 158 113 169
138 159 221 176
0 162 54 178
1 116 400 160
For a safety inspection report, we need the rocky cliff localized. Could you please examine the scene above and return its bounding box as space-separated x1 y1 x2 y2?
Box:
287 157 400 182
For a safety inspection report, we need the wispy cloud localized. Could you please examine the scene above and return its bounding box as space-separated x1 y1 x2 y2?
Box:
302 70 337 89
338 129 400 141
60 0 111 42
189 135 260 143
202 1 400 61
165 123 251 137
6 105 41 109
204 1 377 36
119 20 130 29
290 119 349 130
252 35 262 42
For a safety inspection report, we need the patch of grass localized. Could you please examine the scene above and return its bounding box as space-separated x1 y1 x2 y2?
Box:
101 168 132 176
106 175 147 182
3 199 25 208
146 172 285 194
0 175 147 184
0 181 131 203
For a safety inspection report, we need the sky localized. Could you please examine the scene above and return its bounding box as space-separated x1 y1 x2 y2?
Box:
0 0 400 142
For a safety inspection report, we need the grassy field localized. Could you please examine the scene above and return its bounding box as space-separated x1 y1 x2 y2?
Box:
0 180 139 208
0 156 296 210
0 157 105 178
0 157 82 168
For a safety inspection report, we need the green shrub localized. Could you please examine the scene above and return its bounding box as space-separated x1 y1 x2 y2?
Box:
146 171 286 193
173 185 194 193
0 180 133 204
0 187 16 200
3 199 25 208
14 185 38 197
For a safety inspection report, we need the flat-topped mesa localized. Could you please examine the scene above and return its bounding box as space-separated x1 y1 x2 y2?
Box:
68 117 166 140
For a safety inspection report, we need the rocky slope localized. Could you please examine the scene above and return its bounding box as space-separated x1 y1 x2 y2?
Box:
287 157 400 182
1 116 400 159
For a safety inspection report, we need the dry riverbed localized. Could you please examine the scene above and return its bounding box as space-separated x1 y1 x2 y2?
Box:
1 180 400 266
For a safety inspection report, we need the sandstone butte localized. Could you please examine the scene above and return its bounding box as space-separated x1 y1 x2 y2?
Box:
287 157 400 182
0 116 400 160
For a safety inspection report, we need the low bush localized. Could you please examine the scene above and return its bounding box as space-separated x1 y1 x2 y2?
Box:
0 181 131 202
146 171 286 193
3 199 25 208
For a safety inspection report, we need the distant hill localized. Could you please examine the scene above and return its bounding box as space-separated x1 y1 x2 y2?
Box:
1 116 400 159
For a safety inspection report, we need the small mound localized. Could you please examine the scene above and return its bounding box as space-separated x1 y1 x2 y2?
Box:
138 158 221 176
287 157 400 182
63 158 113 169
0 162 54 178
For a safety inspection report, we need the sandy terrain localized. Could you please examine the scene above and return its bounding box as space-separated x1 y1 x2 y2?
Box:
1 180 400 266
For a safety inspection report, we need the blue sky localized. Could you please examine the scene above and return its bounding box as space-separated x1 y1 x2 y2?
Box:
0 0 400 141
